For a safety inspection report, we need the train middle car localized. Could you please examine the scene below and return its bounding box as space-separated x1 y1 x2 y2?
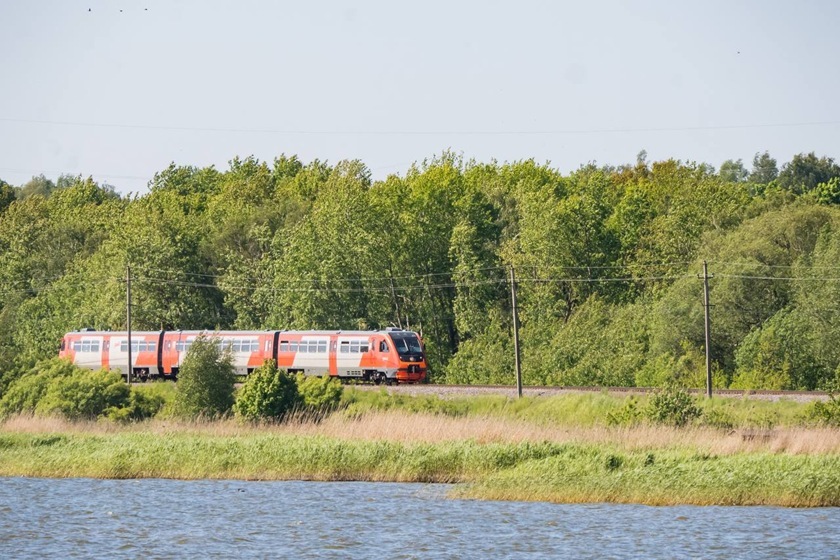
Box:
58 328 427 384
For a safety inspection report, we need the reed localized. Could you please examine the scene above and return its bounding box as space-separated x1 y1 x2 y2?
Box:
2 413 840 506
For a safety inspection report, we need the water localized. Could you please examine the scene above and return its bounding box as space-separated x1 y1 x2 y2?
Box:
0 478 838 559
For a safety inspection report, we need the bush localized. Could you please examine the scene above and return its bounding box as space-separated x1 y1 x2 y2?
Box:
105 388 166 422
296 373 343 413
36 368 129 420
172 335 236 419
234 361 299 421
645 387 702 427
605 397 643 427
701 407 736 430
807 381 840 426
0 358 133 420
0 359 79 416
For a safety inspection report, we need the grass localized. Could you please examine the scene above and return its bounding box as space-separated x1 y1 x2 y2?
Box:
340 387 818 429
2 408 840 506
1 387 837 506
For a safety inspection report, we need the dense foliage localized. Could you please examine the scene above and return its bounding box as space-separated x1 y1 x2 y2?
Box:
233 360 343 421
2 151 840 393
233 361 299 421
0 358 159 420
171 335 236 418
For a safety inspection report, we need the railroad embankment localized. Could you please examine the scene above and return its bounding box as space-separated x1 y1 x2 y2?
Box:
2 409 840 507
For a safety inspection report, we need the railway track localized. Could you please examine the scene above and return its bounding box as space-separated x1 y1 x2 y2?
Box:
352 383 830 402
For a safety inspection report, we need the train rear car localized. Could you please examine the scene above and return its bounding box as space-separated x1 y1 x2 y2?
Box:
60 330 162 380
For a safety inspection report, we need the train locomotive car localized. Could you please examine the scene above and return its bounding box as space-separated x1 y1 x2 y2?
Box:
59 328 427 384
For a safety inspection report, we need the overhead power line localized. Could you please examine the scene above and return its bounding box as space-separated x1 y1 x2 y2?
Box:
6 265 840 300
3 116 840 136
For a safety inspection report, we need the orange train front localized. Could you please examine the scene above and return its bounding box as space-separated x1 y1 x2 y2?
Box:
59 328 427 384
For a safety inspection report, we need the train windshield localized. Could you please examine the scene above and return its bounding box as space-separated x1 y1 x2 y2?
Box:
388 333 423 356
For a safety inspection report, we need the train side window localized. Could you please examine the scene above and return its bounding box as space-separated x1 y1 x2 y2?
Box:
340 341 349 354
360 343 369 353
279 341 289 352
289 342 298 352
317 341 327 353
379 341 388 352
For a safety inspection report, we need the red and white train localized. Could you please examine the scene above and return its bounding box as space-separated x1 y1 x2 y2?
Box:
59 328 427 384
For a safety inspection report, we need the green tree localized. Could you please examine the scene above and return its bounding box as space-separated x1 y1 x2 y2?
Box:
172 335 236 418
732 308 822 390
444 310 514 384
719 159 749 183
777 152 840 195
794 219 840 380
814 177 840 205
265 160 376 330
750 151 778 185
18 174 55 199
0 180 15 214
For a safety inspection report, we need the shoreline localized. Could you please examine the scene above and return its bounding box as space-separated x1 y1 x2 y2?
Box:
2 418 839 507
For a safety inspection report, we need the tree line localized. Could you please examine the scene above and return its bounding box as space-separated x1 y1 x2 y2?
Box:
1 150 839 394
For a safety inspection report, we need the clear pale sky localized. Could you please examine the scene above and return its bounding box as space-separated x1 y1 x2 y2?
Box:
2 0 839 194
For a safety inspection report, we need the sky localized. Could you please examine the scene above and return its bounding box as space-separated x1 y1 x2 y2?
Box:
2 0 840 195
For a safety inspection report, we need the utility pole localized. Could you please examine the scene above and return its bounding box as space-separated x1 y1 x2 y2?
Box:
510 267 523 398
126 265 132 386
702 260 712 398
389 275 403 329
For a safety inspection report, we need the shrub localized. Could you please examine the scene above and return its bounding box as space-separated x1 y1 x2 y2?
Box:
807 381 840 427
35 368 129 420
645 387 702 427
296 373 343 413
233 361 299 421
0 358 133 420
172 335 236 419
0 358 79 416
701 407 736 430
105 388 166 422
605 397 643 427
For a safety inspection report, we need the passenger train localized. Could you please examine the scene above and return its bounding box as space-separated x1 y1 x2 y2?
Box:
59 328 427 384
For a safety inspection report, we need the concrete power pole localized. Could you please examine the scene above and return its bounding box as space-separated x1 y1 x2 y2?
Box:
702 260 713 398
126 265 132 386
510 267 523 398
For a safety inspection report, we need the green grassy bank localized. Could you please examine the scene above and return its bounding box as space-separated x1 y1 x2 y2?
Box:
2 426 839 507
456 448 840 507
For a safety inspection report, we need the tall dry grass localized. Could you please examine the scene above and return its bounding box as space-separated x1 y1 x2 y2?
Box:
4 411 840 455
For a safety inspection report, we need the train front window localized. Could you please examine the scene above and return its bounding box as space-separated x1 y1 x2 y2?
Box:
388 334 423 356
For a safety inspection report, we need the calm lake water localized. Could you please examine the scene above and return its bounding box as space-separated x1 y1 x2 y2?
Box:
0 478 838 559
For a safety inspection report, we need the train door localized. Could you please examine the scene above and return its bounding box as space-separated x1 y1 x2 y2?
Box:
336 336 367 378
